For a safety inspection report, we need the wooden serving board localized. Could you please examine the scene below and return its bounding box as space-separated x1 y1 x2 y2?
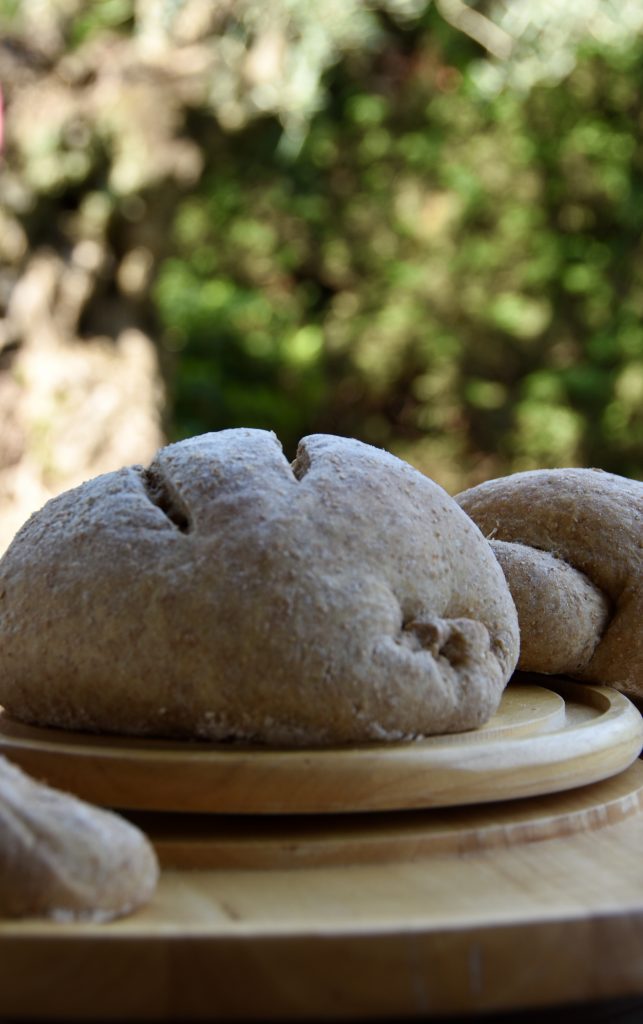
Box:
129 752 643 869
0 677 641 813
2 762 643 1021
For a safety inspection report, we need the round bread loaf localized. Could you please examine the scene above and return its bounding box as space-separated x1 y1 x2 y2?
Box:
0 430 519 745
456 468 642 697
0 755 158 920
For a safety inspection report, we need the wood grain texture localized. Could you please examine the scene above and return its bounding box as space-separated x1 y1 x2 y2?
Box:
128 758 643 869
0 678 641 813
2 761 643 1021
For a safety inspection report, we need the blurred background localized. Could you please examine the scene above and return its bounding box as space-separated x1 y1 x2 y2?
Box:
1 0 642 551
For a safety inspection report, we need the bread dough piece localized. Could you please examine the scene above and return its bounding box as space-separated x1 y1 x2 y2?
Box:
0 755 158 920
0 430 519 745
490 541 610 675
456 468 642 697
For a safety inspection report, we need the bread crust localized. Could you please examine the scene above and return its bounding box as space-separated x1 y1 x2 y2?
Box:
489 540 610 675
0 430 519 745
456 469 642 696
0 756 158 920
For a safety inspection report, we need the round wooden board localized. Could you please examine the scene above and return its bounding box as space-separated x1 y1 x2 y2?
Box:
0 677 641 813
129 753 643 869
2 762 643 1022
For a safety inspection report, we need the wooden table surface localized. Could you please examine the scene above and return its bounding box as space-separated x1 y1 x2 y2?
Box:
2 679 643 1022
2 760 643 1022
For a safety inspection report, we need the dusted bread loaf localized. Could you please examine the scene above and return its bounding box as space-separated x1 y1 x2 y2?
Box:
0 755 158 920
0 430 519 745
456 468 642 698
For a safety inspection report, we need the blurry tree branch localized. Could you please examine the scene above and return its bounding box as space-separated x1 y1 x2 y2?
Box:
436 0 513 60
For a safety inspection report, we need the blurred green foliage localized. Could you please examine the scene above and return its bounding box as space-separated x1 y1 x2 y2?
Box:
155 26 643 484
2 0 643 490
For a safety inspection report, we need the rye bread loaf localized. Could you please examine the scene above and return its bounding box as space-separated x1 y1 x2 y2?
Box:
456 468 642 697
0 755 158 920
0 430 519 745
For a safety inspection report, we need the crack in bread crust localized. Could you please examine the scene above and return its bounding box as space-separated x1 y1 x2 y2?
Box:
140 465 192 533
